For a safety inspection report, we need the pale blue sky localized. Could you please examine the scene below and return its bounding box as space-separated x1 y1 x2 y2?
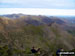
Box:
0 0 75 9
0 0 75 15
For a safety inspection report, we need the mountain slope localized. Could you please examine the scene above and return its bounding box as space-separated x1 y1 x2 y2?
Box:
0 15 75 56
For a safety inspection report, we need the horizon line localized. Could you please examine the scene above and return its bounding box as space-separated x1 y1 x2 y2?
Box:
0 8 75 16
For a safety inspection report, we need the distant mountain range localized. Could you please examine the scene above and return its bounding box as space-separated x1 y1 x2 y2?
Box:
1 14 75 24
0 14 25 19
0 14 67 25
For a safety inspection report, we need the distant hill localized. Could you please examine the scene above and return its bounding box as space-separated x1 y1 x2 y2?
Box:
0 14 75 56
0 13 25 19
0 14 66 25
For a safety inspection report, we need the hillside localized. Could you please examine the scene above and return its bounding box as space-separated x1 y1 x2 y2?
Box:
0 15 75 56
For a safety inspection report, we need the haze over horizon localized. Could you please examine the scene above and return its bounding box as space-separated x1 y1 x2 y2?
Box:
0 8 75 16
0 0 75 16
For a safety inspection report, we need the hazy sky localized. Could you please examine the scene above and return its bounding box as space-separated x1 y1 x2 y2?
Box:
0 0 75 15
0 0 75 9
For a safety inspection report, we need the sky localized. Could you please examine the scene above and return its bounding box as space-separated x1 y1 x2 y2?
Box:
0 0 75 16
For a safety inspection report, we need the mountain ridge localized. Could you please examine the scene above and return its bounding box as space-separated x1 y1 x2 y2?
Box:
0 14 75 56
